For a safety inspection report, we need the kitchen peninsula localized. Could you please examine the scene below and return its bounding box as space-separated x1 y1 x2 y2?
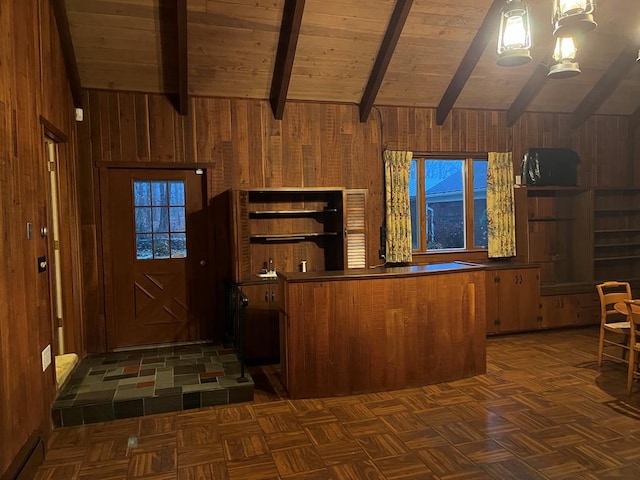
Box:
278 262 487 399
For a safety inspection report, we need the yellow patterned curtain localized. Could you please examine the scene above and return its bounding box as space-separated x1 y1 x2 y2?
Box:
384 150 413 263
487 152 516 258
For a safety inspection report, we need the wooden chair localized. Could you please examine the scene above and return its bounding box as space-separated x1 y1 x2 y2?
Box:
596 281 631 367
624 299 640 395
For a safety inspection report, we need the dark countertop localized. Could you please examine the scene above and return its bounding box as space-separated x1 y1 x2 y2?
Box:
277 261 486 283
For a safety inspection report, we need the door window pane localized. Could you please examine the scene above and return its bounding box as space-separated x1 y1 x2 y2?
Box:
151 181 168 206
169 181 185 206
134 180 187 259
134 182 151 206
425 160 465 250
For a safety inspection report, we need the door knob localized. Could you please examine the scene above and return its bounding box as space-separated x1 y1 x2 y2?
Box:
199 260 206 266
40 226 48 238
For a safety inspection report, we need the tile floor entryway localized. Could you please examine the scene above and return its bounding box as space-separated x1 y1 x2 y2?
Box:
52 343 254 427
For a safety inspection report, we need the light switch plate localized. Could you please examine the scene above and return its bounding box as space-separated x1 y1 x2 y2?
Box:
42 344 51 372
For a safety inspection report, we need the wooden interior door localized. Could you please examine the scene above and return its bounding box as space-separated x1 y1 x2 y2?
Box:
104 168 211 349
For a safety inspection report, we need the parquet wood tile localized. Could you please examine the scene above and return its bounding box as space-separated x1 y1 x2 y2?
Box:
36 327 640 479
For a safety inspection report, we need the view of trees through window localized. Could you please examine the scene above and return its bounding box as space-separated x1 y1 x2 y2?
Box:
134 180 187 259
409 157 487 252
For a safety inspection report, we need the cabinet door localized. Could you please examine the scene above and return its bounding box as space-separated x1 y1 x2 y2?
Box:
497 268 540 332
539 295 578 328
515 268 541 331
572 292 599 326
240 284 279 363
486 271 501 334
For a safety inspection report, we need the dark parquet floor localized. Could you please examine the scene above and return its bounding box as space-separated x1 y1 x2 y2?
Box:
35 326 640 479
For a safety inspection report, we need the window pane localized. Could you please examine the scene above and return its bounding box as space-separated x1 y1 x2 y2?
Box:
169 181 185 206
409 160 419 250
152 207 169 232
151 181 168 206
135 207 152 233
425 159 464 250
170 233 187 258
135 179 188 260
136 234 153 259
473 160 488 248
134 181 151 206
153 233 170 259
169 207 185 232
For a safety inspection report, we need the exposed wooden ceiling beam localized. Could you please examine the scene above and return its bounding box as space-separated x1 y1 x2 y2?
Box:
159 0 188 115
176 0 188 115
270 0 306 120
359 0 413 123
51 0 83 108
506 54 553 127
570 43 637 129
436 0 503 126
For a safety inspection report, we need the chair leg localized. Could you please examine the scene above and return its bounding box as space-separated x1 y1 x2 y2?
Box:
627 349 636 396
598 327 606 367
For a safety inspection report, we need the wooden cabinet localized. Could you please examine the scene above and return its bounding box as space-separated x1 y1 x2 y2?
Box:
239 282 280 364
486 266 540 334
593 188 640 285
539 292 599 329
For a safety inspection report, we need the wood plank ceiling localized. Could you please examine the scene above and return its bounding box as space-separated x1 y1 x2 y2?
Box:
62 0 640 124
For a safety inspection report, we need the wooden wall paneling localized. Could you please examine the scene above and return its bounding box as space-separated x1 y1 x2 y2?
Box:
281 103 304 186
107 93 123 163
231 100 250 186
148 94 180 162
118 93 141 162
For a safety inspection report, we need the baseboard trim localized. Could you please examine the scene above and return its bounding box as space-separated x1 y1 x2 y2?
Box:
1 430 45 480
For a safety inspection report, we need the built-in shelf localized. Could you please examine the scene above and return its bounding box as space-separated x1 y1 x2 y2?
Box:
250 208 339 216
595 242 640 248
594 228 640 234
250 232 340 241
594 255 640 262
528 216 575 222
595 209 640 214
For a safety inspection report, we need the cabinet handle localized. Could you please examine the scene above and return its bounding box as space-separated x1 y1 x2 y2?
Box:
265 291 269 302
271 292 275 302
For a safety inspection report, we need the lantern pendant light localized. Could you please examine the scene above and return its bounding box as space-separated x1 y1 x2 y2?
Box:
552 0 596 38
548 36 581 79
497 0 533 66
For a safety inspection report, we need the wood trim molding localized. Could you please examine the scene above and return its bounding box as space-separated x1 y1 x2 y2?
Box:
51 0 83 108
39 115 69 142
359 0 413 122
0 430 45 480
436 0 503 126
570 43 637 129
269 0 306 120
95 161 212 170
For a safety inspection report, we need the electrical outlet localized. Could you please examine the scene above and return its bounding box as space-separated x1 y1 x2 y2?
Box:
41 344 51 372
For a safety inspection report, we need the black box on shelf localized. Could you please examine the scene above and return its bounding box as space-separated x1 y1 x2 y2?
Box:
521 148 580 186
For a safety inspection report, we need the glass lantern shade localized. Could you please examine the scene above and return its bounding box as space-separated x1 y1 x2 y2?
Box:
497 0 533 66
552 0 596 37
548 37 581 79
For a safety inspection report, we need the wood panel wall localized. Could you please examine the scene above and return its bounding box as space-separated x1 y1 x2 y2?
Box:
0 1 79 476
79 92 633 351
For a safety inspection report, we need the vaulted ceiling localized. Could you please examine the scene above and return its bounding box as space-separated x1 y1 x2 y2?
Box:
58 0 640 126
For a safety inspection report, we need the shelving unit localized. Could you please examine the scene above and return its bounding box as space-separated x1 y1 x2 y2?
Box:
524 186 592 290
593 187 640 285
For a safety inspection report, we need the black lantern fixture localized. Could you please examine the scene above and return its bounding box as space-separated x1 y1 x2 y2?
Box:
548 36 581 78
497 0 533 66
552 0 596 38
